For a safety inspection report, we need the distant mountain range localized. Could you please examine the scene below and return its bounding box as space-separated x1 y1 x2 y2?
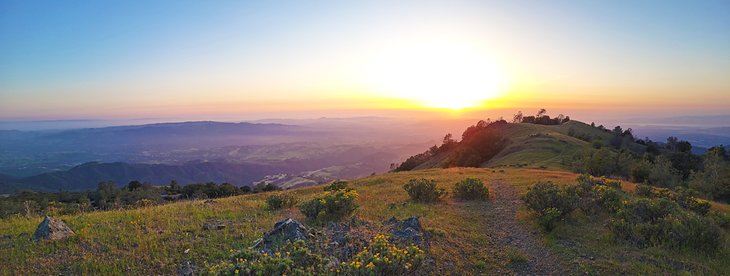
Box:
0 161 293 193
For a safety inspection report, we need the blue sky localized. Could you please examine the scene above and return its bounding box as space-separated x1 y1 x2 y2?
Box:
1 0 729 120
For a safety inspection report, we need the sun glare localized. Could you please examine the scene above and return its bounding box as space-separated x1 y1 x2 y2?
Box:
366 40 508 110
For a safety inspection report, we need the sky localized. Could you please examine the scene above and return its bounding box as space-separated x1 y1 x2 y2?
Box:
1 0 729 122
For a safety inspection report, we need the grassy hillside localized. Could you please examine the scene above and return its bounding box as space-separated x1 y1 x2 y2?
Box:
485 121 612 168
413 120 622 171
1 168 728 275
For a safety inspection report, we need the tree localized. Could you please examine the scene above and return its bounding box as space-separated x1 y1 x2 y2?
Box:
689 151 729 199
536 108 547 117
676 141 692 153
707 145 728 161
169 180 181 194
513 111 523 123
648 155 682 188
612 126 623 135
141 182 153 191
443 133 456 145
666 136 679 151
95 181 120 209
630 159 652 183
441 133 457 151
127 180 142 191
219 183 239 197
240 186 252 193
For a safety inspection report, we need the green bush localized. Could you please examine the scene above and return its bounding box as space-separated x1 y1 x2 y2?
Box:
635 185 711 215
341 234 425 274
536 207 562 231
630 160 652 183
323 180 348 192
591 140 603 149
609 198 723 251
635 184 654 197
523 181 578 231
266 193 298 210
207 240 329 275
591 185 623 213
403 179 447 203
678 196 712 215
709 211 730 230
577 174 621 190
453 178 489 200
577 197 600 215
299 189 359 221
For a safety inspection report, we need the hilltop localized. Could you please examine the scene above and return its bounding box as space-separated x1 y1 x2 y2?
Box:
397 117 643 172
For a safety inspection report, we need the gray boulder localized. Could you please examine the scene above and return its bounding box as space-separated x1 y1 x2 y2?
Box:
252 218 309 251
33 216 75 241
385 216 427 245
178 261 196 276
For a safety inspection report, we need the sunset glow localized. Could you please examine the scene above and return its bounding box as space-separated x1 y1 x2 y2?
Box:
365 39 508 110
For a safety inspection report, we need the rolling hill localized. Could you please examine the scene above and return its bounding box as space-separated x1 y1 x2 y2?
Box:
407 120 642 171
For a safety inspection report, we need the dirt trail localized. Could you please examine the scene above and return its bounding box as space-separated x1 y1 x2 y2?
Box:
485 179 566 275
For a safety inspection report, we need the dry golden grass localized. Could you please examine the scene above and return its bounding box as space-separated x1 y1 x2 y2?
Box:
1 167 728 275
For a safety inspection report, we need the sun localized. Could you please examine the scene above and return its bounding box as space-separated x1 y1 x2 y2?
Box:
366 40 508 110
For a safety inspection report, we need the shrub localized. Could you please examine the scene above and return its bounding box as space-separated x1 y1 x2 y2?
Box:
709 211 730 230
342 234 425 274
577 197 600 215
403 179 447 203
635 184 654 197
591 185 623 213
577 174 621 190
536 207 562 231
678 196 711 216
523 181 578 231
323 180 348 192
592 140 603 149
299 190 359 221
208 235 426 275
630 160 652 183
636 185 711 215
207 240 329 275
609 198 723 251
266 193 298 210
453 178 489 200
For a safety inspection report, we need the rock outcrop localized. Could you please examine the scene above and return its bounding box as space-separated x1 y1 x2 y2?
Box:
32 216 75 241
385 216 427 245
252 218 310 252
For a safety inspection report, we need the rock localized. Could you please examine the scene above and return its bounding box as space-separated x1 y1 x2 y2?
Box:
202 223 226 230
32 216 75 241
252 218 309 251
178 261 196 276
385 216 427 245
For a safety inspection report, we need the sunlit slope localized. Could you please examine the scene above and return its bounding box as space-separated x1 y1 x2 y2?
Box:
415 121 618 170
1 168 727 275
485 121 613 168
